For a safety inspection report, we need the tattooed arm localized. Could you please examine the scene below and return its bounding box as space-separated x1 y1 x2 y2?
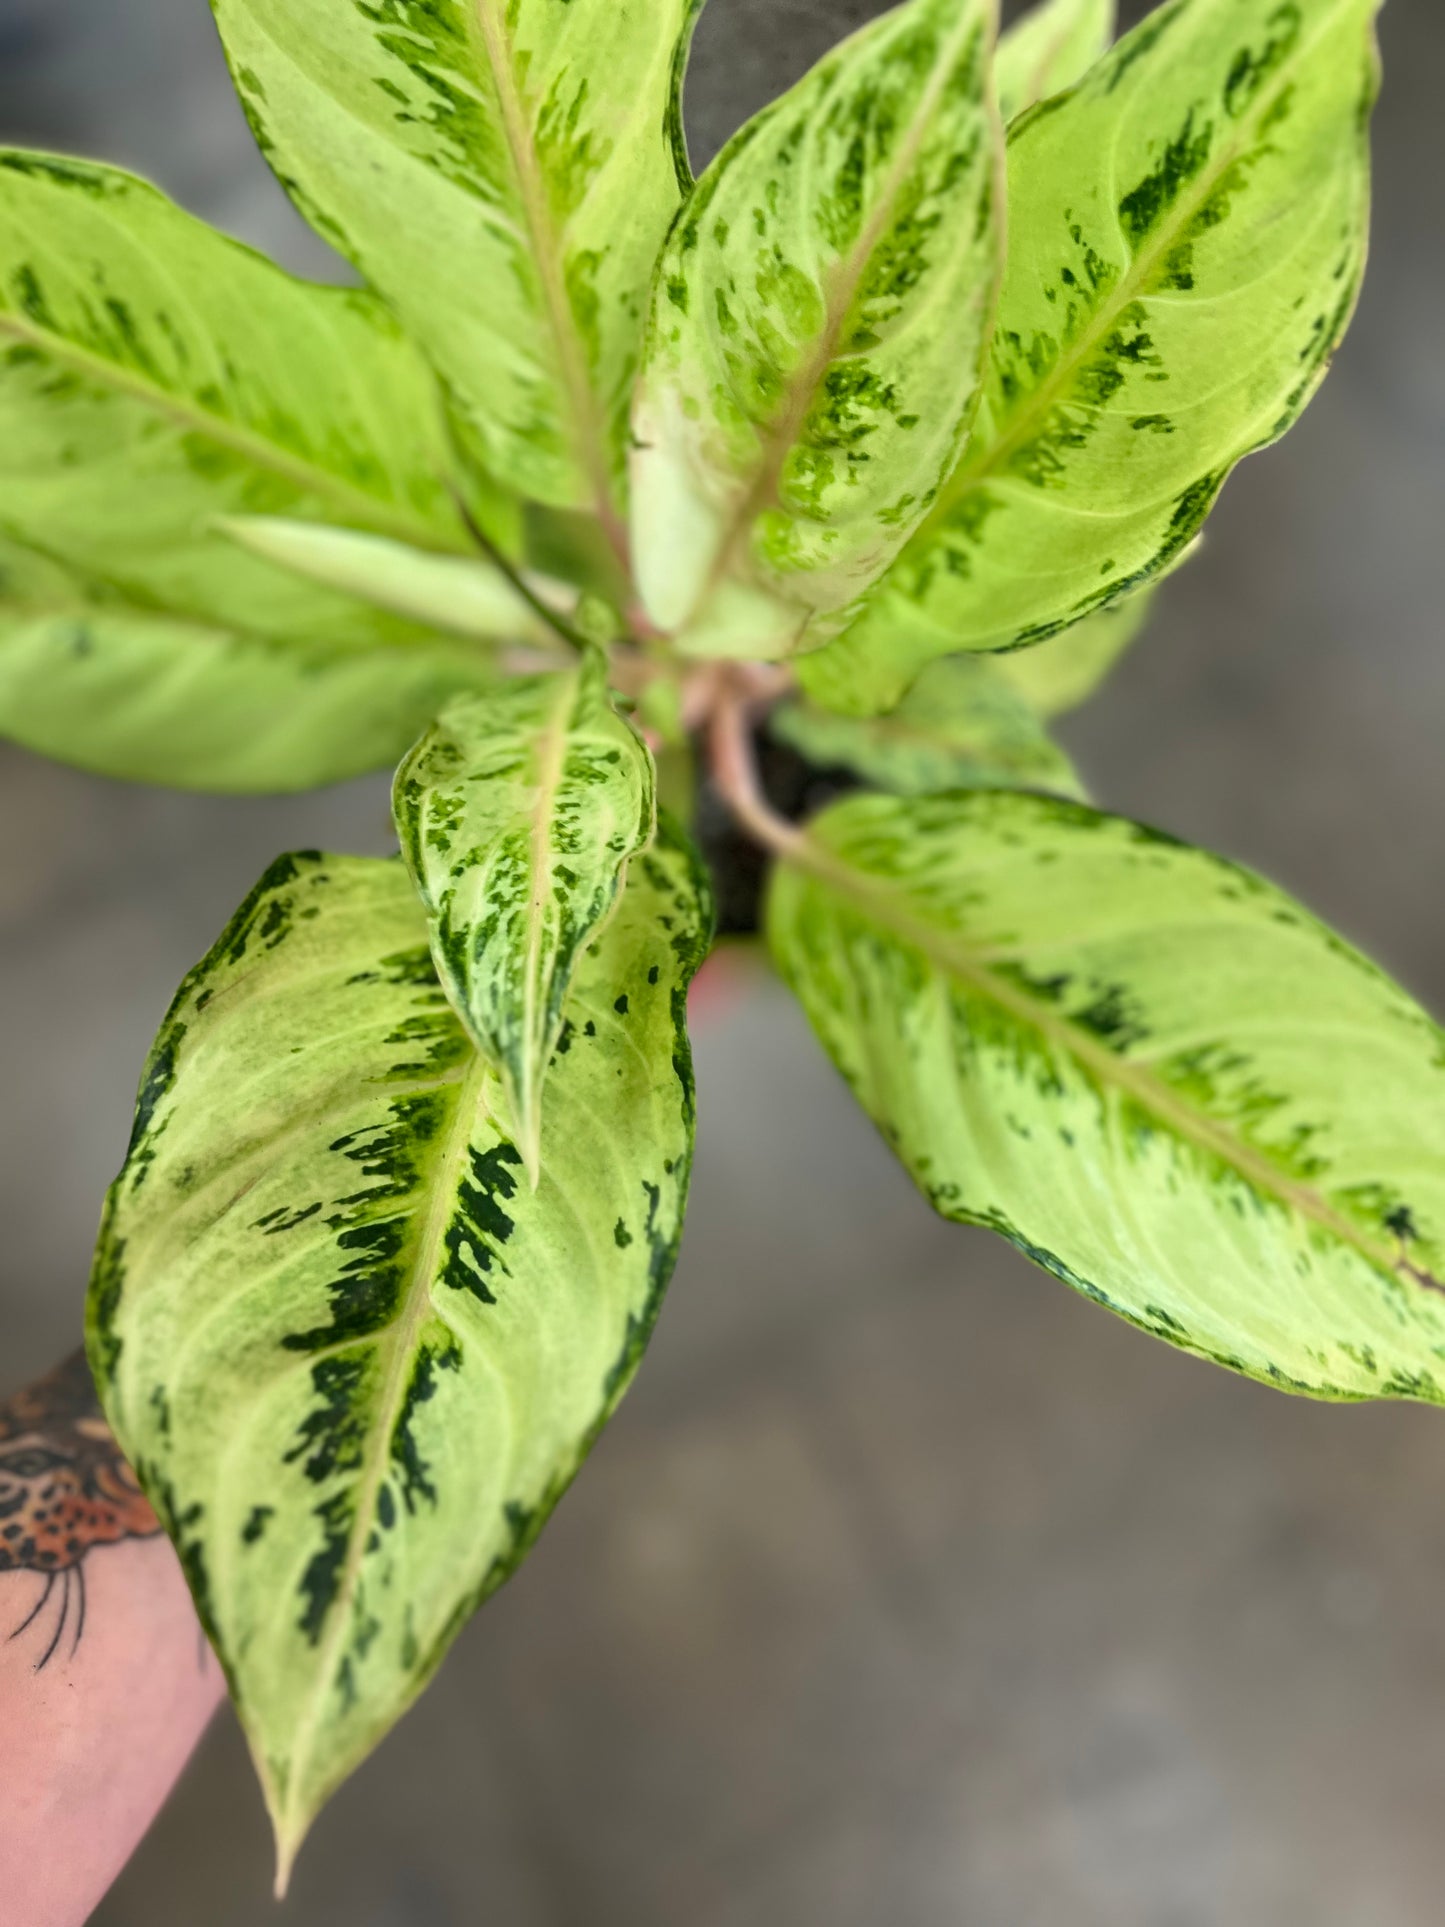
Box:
0 1353 223 1927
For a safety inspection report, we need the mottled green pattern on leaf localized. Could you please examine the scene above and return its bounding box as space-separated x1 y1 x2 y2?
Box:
771 790 1445 1403
0 151 465 631
771 655 1085 800
88 831 712 1879
993 0 1115 121
814 0 1379 710
797 576 1158 718
212 0 702 513
631 0 1004 660
395 657 656 1178
0 536 497 791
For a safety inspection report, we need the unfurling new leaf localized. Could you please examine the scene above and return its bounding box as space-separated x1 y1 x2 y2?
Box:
395 657 656 1181
807 0 1381 712
631 0 1004 659
770 791 1445 1403
88 830 712 1885
217 520 565 651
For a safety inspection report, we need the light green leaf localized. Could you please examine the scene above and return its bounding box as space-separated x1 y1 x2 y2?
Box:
0 537 497 792
88 828 712 1884
770 789 1445 1404
630 0 1004 660
394 657 656 1180
771 655 1086 799
218 519 566 650
988 582 1156 715
212 0 704 517
810 0 1380 711
0 152 478 638
994 0 1115 121
796 575 1159 719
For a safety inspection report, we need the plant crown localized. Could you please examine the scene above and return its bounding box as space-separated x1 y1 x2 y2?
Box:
0 0 1405 1886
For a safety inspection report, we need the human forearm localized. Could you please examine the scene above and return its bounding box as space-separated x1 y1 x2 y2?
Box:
0 1354 223 1927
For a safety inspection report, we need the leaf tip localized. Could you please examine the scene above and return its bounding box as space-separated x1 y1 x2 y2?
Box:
270 1810 307 1901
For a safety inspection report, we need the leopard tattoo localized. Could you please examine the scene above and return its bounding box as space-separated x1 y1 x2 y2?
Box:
0 1351 160 1670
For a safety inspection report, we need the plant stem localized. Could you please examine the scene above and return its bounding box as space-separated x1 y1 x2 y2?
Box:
708 673 807 860
448 487 593 657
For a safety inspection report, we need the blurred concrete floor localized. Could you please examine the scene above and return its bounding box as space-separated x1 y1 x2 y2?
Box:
3 0 1445 1920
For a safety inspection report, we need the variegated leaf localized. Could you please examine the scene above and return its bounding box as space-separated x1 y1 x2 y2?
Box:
994 0 1115 121
807 0 1380 713
796 576 1158 718
630 0 1004 660
88 829 712 1883
394 656 656 1179
0 537 498 792
770 790 1445 1402
771 655 1086 799
0 151 478 633
212 0 703 516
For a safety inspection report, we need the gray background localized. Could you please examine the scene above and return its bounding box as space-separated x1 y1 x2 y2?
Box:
3 0 1445 1920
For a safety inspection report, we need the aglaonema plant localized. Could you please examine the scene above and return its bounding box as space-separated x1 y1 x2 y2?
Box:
0 0 1407 1890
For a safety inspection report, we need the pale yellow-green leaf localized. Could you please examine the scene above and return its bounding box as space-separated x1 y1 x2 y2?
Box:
631 0 1004 660
771 655 1086 799
394 657 656 1180
994 0 1114 121
796 576 1160 717
990 582 1156 715
212 0 703 515
0 537 497 792
88 827 712 1884
0 151 473 640
217 519 565 650
811 0 1379 711
770 790 1445 1404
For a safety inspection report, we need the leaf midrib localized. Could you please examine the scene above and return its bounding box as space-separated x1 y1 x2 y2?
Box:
276 1043 491 1855
688 0 1001 627
794 833 1440 1296
0 309 463 554
465 0 619 531
907 0 1355 554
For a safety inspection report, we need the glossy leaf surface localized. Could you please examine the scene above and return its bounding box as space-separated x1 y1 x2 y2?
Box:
0 538 497 792
395 658 656 1178
810 0 1380 711
771 791 1445 1403
771 655 1085 799
212 0 702 514
994 0 1114 120
89 831 711 1881
631 0 1003 659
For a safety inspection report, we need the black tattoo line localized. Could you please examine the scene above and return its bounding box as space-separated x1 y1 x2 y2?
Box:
0 1351 159 1671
